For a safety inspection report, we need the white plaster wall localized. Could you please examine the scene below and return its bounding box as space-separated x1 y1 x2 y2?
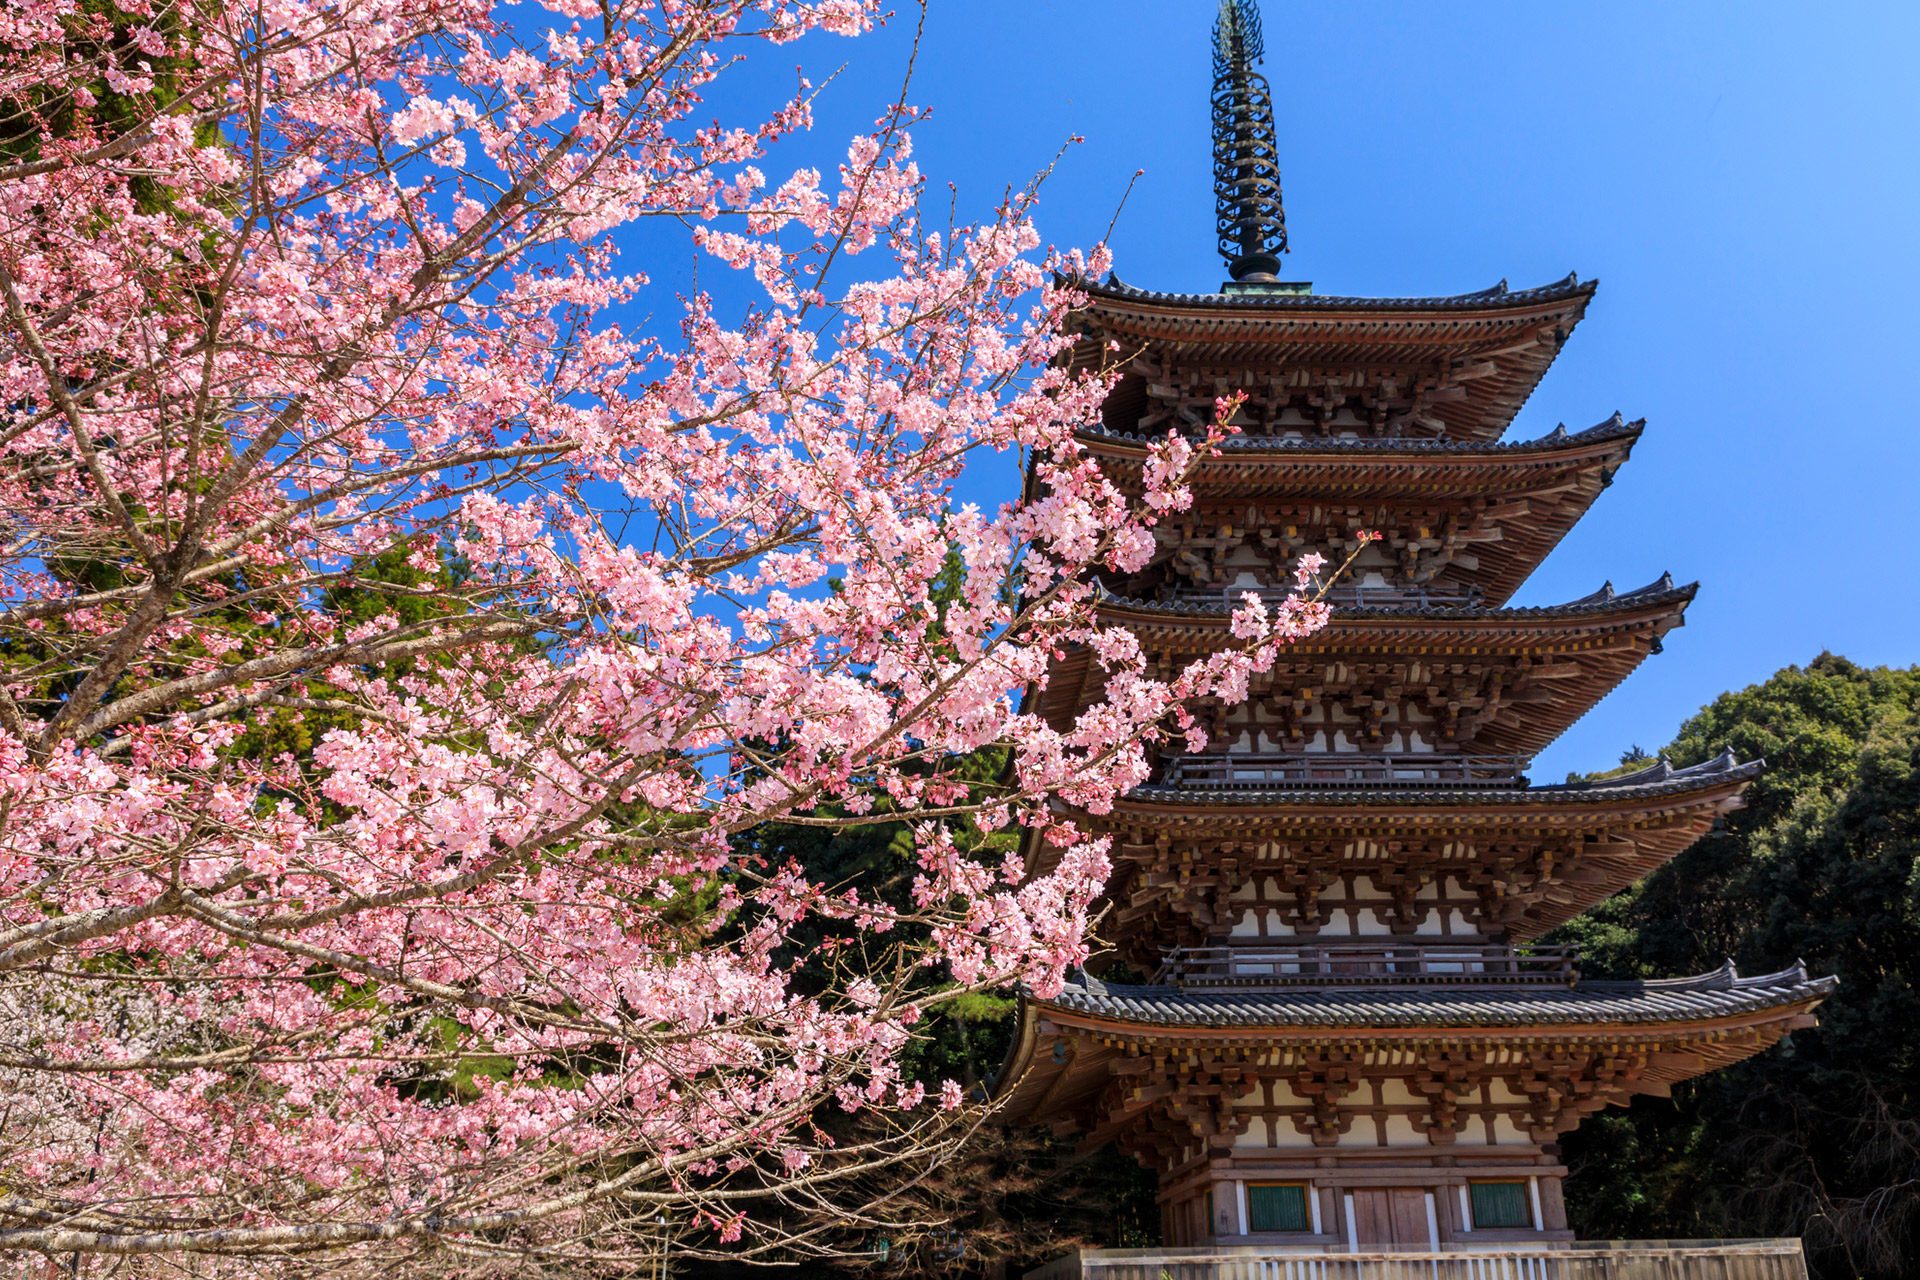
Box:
1228 910 1267 939
1490 1114 1529 1144
1229 1082 1322 1151
1378 1080 1419 1107
1340 909 1394 937
1380 1113 1427 1147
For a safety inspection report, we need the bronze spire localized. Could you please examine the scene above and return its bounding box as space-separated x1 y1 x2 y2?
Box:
1211 0 1288 280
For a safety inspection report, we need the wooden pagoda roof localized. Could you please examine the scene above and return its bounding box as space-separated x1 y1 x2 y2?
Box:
1064 273 1596 445
1082 415 1642 606
1042 752 1761 940
1100 571 1689 631
995 961 1833 1139
1102 748 1758 822
1039 576 1693 757
1034 961 1834 1033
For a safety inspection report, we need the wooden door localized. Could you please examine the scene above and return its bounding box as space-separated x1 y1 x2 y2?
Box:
1349 1187 1433 1251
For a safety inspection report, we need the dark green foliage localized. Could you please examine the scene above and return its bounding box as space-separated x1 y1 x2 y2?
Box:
0 0 222 210
738 750 1168 1275
232 546 469 769
1554 654 1920 1279
734 740 1023 1091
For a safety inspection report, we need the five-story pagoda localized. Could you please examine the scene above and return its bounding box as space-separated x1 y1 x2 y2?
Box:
998 1 1833 1267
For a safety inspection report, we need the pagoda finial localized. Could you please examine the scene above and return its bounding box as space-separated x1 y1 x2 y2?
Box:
1212 0 1288 281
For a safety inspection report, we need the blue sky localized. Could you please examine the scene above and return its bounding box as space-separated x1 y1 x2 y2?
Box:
685 1 1920 779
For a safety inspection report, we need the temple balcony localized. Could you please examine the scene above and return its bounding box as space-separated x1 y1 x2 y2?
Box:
1165 583 1485 610
1158 752 1529 790
1151 943 1580 989
1025 1239 1810 1280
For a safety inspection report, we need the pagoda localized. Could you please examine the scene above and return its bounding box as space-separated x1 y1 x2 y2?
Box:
997 1 1833 1265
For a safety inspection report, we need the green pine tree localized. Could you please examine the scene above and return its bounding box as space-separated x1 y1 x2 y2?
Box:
1554 654 1920 1279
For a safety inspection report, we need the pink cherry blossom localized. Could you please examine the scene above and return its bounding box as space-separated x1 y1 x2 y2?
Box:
0 0 1326 1269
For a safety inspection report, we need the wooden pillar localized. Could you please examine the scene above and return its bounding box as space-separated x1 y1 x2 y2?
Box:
1536 1173 1568 1232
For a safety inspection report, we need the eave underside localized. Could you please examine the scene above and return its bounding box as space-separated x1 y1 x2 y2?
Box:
997 966 1832 1159
1038 589 1692 758
1082 418 1641 606
1063 278 1595 446
1031 756 1760 948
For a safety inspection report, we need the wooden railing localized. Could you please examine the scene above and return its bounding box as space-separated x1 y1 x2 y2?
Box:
1168 584 1484 610
1152 944 1580 989
1025 1240 1808 1280
1160 754 1527 789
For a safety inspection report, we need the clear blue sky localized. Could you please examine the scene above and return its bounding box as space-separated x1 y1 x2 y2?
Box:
688 1 1920 779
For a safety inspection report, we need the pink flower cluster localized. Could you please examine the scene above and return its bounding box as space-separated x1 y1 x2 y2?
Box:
0 0 1328 1265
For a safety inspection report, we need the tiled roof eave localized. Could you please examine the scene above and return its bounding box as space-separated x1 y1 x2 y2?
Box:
1116 755 1763 810
1074 414 1643 458
1034 970 1837 1033
1096 581 1696 625
1071 271 1597 314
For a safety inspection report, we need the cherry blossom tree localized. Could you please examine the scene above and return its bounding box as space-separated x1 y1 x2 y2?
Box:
0 0 1329 1271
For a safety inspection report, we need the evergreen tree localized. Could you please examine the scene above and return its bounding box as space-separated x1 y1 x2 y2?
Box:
1556 654 1920 1279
